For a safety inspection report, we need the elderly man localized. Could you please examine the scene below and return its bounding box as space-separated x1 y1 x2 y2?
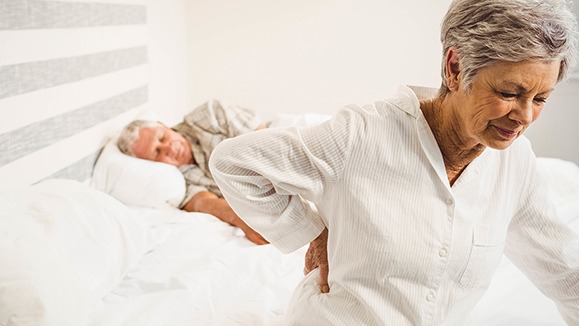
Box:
117 99 267 245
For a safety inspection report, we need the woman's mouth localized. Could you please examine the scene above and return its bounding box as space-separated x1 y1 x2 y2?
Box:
493 125 518 140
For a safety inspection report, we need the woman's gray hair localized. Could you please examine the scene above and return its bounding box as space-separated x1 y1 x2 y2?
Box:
117 120 162 156
439 0 578 97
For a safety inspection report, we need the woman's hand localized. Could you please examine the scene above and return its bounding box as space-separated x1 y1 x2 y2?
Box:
304 228 329 293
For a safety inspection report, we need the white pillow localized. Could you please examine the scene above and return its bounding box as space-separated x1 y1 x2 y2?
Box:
0 179 150 326
91 136 186 208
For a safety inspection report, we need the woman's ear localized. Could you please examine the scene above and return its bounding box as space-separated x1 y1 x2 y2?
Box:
445 48 461 91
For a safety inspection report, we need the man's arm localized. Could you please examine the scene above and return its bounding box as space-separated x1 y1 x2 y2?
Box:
255 123 267 131
183 191 268 245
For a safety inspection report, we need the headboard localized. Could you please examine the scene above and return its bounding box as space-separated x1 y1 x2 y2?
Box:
0 0 149 192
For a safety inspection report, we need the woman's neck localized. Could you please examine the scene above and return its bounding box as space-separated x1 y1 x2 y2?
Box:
419 97 485 185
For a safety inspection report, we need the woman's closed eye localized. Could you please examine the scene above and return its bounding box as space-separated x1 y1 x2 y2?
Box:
533 97 547 103
499 91 548 104
499 92 517 99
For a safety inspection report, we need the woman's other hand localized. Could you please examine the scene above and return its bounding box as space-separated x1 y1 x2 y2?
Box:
304 228 329 293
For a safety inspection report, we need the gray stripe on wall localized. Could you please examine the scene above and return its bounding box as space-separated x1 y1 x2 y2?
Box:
0 46 147 100
0 86 148 167
0 0 146 30
49 150 102 182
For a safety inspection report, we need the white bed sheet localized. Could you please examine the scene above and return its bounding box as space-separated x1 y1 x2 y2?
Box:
87 208 306 326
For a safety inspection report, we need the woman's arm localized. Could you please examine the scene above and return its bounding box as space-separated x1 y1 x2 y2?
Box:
505 156 579 324
209 106 363 253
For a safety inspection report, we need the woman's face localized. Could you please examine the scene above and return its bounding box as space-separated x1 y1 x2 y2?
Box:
451 59 560 150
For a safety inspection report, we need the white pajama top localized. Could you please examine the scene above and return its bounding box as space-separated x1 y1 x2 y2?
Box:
209 86 579 325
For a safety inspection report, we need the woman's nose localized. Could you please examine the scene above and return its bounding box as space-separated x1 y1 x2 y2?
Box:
508 100 534 125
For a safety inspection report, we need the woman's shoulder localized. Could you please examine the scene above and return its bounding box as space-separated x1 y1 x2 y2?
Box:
338 96 417 123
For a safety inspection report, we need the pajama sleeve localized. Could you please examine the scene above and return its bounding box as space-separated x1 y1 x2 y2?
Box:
504 152 579 324
209 106 365 253
182 99 262 139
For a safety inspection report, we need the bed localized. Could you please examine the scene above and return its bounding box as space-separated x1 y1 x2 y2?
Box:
2 1 579 325
1 119 579 326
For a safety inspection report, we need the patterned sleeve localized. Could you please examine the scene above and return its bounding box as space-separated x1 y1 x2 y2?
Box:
179 184 209 209
178 164 223 209
182 99 262 139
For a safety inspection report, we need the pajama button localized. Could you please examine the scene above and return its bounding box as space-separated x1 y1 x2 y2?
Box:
426 294 435 302
445 198 453 205
438 248 447 257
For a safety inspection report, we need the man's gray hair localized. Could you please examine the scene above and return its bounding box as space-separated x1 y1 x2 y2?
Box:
439 0 578 97
117 120 162 156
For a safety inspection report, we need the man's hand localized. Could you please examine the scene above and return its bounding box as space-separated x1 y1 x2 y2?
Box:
236 218 268 245
304 228 329 293
255 123 267 131
184 191 269 245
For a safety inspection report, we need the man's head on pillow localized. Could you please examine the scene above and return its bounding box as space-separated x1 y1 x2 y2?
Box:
118 120 194 167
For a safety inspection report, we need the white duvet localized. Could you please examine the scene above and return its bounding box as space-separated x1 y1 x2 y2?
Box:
87 209 306 326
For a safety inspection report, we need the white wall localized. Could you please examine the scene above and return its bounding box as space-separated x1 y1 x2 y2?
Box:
147 0 195 125
185 0 450 116
180 0 578 164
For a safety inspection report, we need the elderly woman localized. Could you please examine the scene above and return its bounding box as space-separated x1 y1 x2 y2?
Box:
209 0 579 324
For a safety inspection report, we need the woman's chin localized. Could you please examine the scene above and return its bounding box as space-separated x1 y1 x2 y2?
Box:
485 138 517 151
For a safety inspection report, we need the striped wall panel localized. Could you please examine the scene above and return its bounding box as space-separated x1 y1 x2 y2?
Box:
0 0 149 190
572 1 579 83
0 0 146 30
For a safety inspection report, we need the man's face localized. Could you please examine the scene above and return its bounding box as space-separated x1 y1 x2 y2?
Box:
131 125 193 167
